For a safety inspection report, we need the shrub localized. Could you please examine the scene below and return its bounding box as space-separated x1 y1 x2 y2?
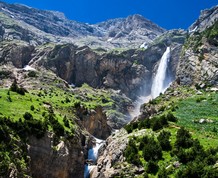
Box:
159 115 168 126
63 116 70 128
27 71 37 77
7 96 12 102
147 160 159 174
17 87 26 95
10 79 19 92
166 112 177 122
175 127 193 149
196 96 206 103
10 80 26 95
30 105 35 111
158 167 169 178
151 118 163 131
124 139 141 166
26 119 47 139
65 97 70 103
157 131 172 151
142 137 162 161
138 118 151 129
124 124 133 134
23 112 33 120
47 113 65 136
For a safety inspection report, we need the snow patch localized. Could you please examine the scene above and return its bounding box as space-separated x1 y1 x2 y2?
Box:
189 26 198 33
107 38 113 42
23 65 36 71
140 42 148 49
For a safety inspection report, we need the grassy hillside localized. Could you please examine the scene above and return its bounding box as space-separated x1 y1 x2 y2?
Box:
0 81 120 177
122 86 218 177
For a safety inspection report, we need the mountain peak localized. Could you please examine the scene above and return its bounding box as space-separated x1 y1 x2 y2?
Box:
0 1 165 49
189 5 218 32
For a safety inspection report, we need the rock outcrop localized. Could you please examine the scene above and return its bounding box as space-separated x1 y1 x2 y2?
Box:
76 106 112 140
28 132 85 178
0 28 186 99
0 43 34 68
189 5 218 33
90 129 128 178
177 6 218 86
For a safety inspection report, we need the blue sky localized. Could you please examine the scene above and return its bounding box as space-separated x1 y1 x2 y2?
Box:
2 0 218 29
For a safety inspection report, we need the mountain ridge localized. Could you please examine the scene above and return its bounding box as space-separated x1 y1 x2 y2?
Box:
0 1 165 49
0 1 218 178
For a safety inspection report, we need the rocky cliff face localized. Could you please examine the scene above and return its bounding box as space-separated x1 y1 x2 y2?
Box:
189 5 218 33
28 132 86 178
1 1 218 178
76 106 112 140
0 32 185 100
177 7 218 86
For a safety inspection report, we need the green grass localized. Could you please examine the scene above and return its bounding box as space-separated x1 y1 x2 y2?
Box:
0 83 117 132
122 86 218 177
174 92 218 137
78 83 114 109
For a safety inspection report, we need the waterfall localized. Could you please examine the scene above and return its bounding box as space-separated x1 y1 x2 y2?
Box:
84 138 105 178
87 138 104 162
131 47 172 118
151 47 171 99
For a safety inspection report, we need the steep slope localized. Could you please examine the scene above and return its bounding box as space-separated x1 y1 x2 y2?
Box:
0 1 218 178
91 5 218 178
177 5 218 86
94 14 165 48
189 5 218 32
0 1 165 48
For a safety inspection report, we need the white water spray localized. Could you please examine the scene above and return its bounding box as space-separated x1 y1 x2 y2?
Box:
131 47 172 118
151 47 171 99
84 138 105 178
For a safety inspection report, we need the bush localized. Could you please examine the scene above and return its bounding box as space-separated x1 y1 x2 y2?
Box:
159 115 168 126
175 127 193 149
124 124 133 134
26 119 47 139
147 160 159 174
157 131 172 151
124 139 141 166
151 117 163 131
65 97 70 103
47 113 65 136
16 87 26 95
30 105 35 111
63 116 70 128
10 80 26 95
28 71 37 77
7 95 12 102
196 96 206 103
10 80 19 92
23 112 33 120
166 112 177 122
142 137 162 161
158 167 169 178
138 118 151 129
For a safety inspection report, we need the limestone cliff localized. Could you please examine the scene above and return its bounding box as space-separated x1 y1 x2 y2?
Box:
177 8 218 87
28 132 85 178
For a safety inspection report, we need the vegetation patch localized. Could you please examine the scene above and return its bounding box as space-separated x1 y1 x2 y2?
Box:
122 86 218 177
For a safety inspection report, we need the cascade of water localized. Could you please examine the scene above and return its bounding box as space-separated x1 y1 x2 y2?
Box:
87 138 104 162
84 138 105 178
151 47 171 99
131 47 172 118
